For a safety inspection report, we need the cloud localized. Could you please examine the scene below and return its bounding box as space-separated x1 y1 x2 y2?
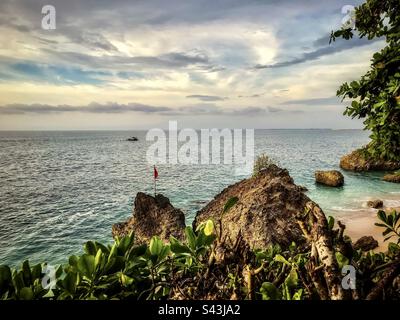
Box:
5 61 110 85
186 95 227 102
0 102 287 117
268 106 283 113
0 102 172 115
254 36 380 69
281 96 341 106
42 49 214 71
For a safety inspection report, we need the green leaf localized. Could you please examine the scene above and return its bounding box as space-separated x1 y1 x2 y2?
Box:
170 236 191 254
120 273 134 287
0 265 12 291
62 272 77 294
94 249 103 270
21 260 32 286
335 252 350 270
69 255 79 267
77 254 95 279
149 236 163 256
19 287 34 300
274 254 290 265
292 288 303 300
185 227 197 250
203 220 214 236
84 241 97 255
328 216 335 230
284 268 298 289
127 244 147 260
223 197 239 214
260 282 281 300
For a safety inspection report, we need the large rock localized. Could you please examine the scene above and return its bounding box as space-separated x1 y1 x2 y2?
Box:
353 236 378 251
112 192 185 244
315 170 344 187
193 165 312 250
340 149 400 172
383 173 400 183
367 199 383 209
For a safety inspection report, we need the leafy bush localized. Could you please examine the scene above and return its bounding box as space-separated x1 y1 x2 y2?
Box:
331 0 400 161
253 154 277 176
1 209 400 300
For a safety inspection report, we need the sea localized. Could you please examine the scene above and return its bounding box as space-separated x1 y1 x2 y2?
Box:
0 129 399 267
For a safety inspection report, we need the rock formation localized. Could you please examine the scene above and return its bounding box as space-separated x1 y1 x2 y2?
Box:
315 170 344 187
353 236 379 251
112 192 185 244
340 149 400 172
383 173 400 183
193 164 313 250
367 199 384 209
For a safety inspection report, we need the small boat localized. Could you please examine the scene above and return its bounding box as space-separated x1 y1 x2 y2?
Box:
127 136 138 142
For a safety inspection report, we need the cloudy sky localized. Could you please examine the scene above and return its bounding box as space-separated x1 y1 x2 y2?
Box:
0 0 384 130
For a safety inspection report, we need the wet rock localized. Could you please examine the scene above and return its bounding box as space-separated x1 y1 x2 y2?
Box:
367 199 384 209
353 236 378 251
193 164 313 250
340 149 400 172
383 173 400 183
112 192 185 244
315 170 344 187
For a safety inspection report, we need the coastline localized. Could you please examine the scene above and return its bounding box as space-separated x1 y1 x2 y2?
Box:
330 202 400 252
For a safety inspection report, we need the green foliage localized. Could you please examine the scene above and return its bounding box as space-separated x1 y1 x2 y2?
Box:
331 0 400 161
375 210 400 243
1 210 400 300
253 154 277 176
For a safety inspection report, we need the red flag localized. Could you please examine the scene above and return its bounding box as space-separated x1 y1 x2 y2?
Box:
153 165 158 179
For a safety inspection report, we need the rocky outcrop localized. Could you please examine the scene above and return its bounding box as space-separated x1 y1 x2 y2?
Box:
353 236 378 251
112 192 185 244
340 149 400 172
383 173 400 183
367 199 384 209
193 165 313 250
315 170 344 187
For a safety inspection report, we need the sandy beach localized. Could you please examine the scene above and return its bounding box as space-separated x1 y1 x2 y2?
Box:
332 204 400 252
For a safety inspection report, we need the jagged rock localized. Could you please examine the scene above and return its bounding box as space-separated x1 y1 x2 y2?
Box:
298 185 308 192
367 199 384 209
353 236 378 251
383 173 400 183
193 164 312 250
315 170 344 187
112 192 185 244
340 149 400 172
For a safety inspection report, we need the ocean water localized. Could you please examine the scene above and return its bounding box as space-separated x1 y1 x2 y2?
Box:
0 130 399 267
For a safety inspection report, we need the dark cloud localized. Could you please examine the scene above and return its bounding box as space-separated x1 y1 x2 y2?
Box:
268 106 283 113
0 102 173 115
186 95 227 102
0 102 290 116
42 49 213 71
238 93 264 98
254 36 380 69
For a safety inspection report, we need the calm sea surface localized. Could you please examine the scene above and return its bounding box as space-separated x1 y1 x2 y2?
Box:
0 130 399 266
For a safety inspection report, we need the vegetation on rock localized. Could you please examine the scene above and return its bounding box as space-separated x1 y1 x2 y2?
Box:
1 204 400 300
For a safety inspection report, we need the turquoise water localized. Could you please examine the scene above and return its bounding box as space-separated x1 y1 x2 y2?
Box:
0 130 399 266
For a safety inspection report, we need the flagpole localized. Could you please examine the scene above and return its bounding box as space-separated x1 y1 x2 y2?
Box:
154 165 157 197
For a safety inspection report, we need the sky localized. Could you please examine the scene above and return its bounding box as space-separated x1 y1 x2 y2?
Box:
0 0 385 130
